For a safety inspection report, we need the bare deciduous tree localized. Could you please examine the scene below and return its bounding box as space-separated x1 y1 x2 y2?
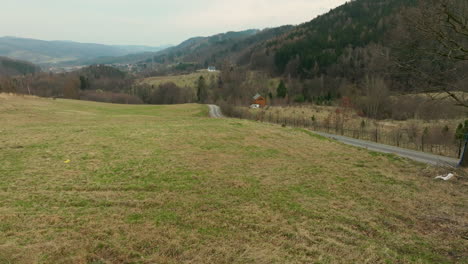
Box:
361 75 390 119
397 0 468 108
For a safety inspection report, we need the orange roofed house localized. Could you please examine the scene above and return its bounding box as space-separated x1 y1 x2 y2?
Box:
252 93 267 107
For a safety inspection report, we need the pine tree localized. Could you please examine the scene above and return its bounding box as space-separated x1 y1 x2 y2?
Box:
276 80 287 98
197 76 207 103
79 76 89 90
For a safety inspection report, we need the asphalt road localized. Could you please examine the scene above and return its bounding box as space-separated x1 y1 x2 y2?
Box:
207 104 459 167
313 131 459 167
208 105 223 118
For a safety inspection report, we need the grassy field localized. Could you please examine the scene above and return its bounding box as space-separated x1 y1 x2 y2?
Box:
0 94 467 263
139 71 219 88
139 71 280 94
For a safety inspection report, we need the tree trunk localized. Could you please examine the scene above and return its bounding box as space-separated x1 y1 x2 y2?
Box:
459 140 468 167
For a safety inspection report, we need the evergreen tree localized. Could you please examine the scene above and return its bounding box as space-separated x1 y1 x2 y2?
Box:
455 121 468 141
197 76 207 103
276 80 287 98
79 76 89 90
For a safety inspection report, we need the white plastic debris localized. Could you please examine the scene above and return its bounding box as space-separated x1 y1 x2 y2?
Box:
435 173 455 181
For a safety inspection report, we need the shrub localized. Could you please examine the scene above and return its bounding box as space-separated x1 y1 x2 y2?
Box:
294 95 306 103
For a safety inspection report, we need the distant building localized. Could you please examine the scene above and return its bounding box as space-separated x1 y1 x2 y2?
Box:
207 66 216 72
252 93 267 107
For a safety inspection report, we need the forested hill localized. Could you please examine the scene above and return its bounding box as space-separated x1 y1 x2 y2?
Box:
79 30 271 68
142 0 416 77
269 0 417 76
0 57 41 76
145 27 293 69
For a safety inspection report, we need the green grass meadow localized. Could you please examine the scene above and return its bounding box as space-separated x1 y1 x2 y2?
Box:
0 94 467 263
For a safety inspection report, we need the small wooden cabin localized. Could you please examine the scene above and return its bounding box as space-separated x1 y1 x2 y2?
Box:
252 93 267 107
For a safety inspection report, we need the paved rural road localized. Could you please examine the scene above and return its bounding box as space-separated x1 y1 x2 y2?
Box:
208 104 224 118
208 105 458 167
314 131 459 167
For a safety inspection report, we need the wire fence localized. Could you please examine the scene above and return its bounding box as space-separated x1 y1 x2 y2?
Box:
221 106 461 158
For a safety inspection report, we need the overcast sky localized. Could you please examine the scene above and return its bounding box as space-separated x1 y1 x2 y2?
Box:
1 0 348 47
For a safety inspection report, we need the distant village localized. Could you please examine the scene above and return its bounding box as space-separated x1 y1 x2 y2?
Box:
46 63 146 74
46 63 219 75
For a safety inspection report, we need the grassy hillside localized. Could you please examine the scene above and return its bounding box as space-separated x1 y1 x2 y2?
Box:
0 94 467 263
140 71 219 88
140 71 280 95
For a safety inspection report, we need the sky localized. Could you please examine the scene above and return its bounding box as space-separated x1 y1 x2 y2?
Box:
1 0 348 47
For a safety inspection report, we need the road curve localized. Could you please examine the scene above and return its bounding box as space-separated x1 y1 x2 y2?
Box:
313 131 459 167
205 104 458 167
208 104 223 118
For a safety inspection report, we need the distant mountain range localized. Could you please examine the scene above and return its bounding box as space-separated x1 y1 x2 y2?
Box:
0 36 171 66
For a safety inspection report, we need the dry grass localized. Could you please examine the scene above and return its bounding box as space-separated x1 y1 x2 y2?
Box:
0 94 467 263
255 104 464 132
139 71 219 89
139 71 280 95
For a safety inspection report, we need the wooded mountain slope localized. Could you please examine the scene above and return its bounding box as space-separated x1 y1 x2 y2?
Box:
0 56 41 76
141 0 415 77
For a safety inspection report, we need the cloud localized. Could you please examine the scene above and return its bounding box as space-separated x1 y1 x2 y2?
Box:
170 0 346 29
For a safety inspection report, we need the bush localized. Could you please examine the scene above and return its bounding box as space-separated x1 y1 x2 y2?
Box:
294 95 306 103
218 101 252 119
148 82 195 104
388 95 465 121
